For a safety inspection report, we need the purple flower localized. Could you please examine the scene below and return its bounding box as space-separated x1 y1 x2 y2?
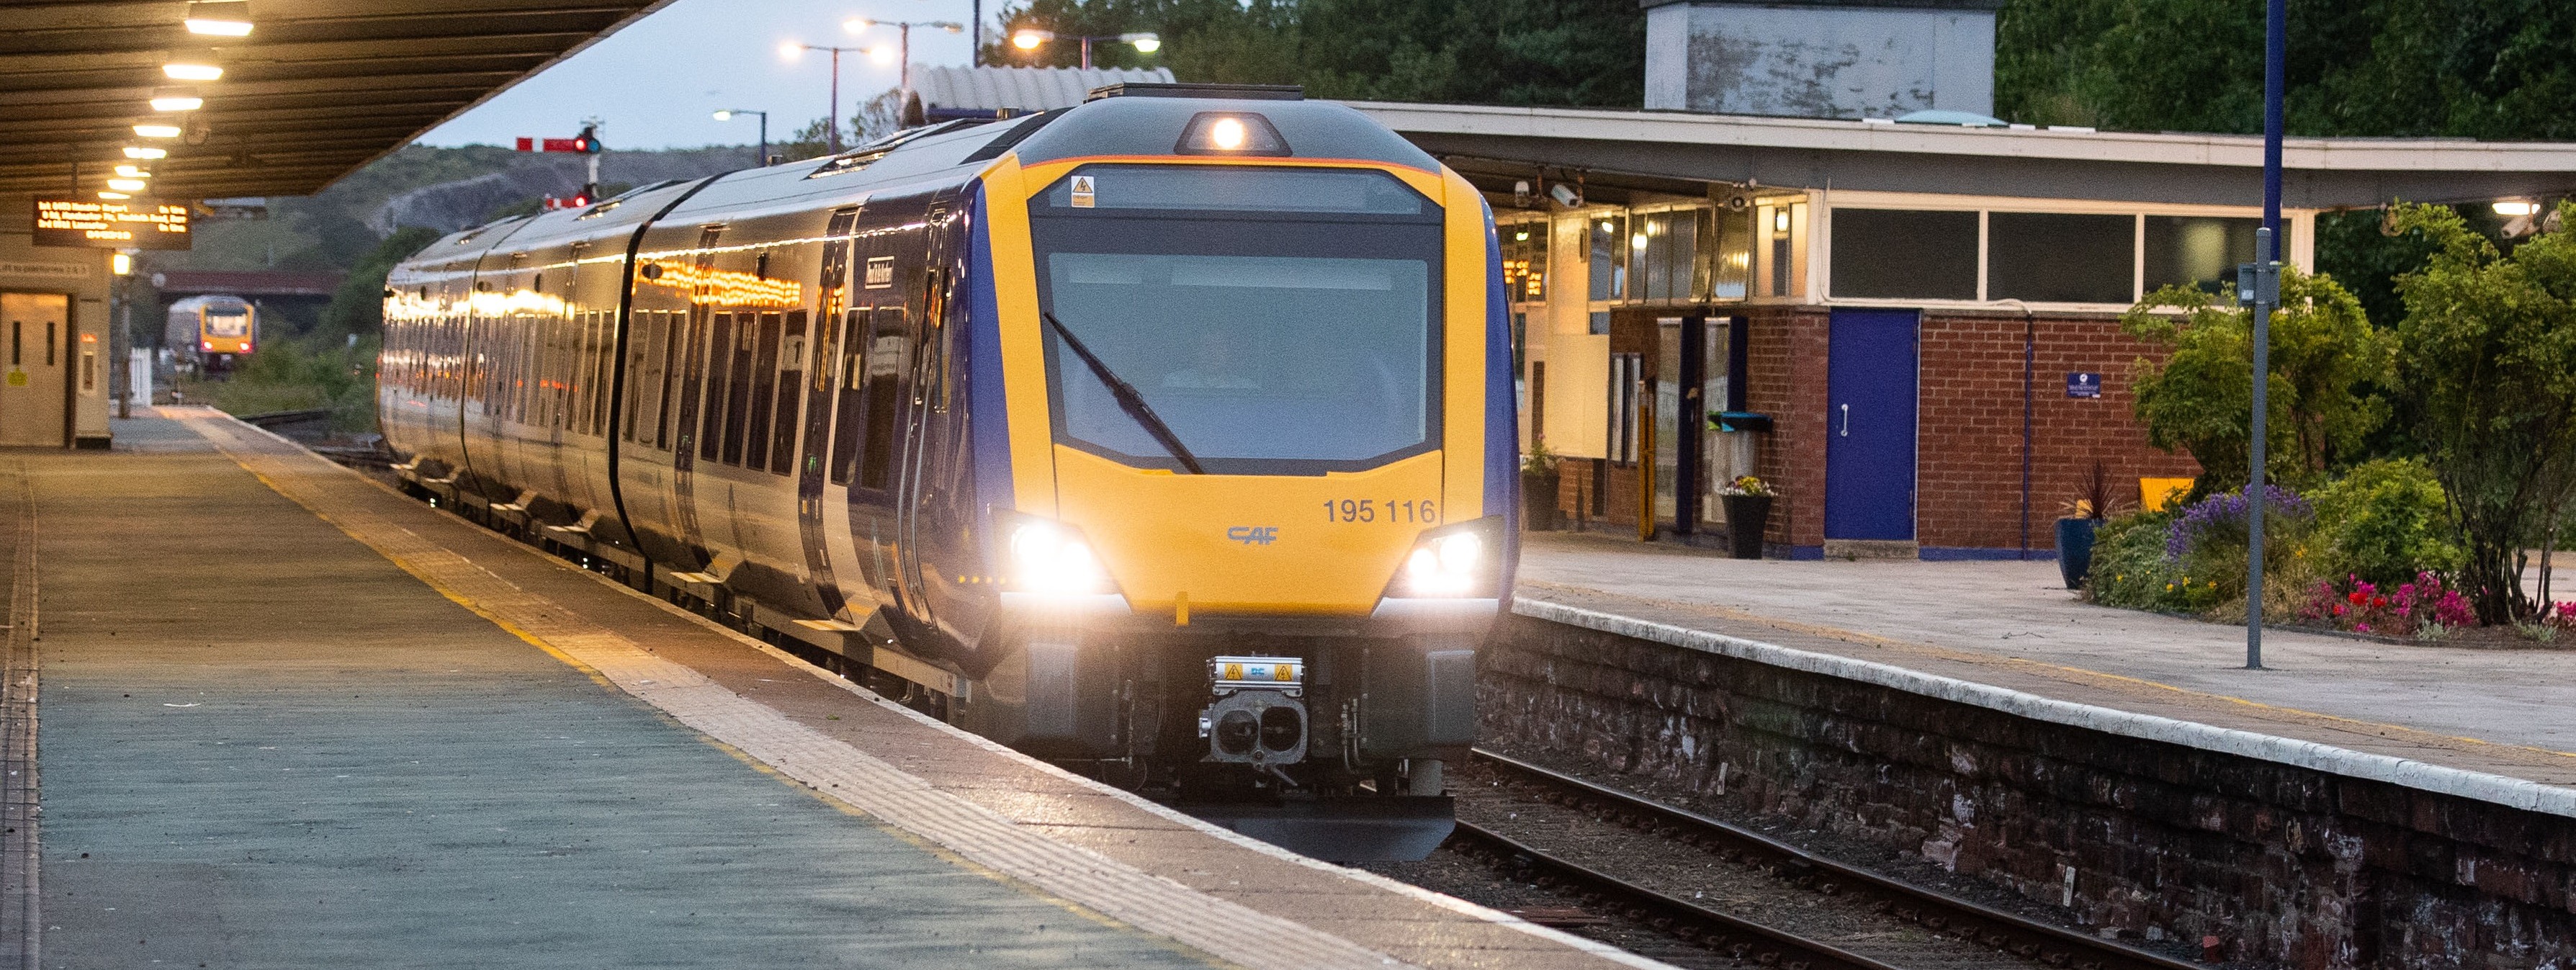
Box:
2165 485 2313 562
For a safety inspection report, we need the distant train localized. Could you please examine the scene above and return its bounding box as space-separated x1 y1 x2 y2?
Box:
165 294 256 372
380 85 1515 855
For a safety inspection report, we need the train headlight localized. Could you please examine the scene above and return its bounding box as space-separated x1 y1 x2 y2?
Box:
1392 519 1502 598
1176 112 1288 156
1007 518 1108 595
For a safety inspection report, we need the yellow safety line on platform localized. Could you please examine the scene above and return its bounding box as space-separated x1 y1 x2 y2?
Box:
1520 578 2576 770
177 413 1416 970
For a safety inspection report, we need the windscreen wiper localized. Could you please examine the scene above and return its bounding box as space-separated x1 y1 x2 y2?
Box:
1042 311 1207 475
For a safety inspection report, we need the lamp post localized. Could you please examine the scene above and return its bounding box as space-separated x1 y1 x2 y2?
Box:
712 109 769 165
2243 0 2286 672
1008 29 1159 70
846 19 962 94
780 42 865 153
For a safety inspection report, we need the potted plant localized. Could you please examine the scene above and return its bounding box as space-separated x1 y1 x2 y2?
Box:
1521 439 1562 531
2057 462 2118 589
1718 475 1775 560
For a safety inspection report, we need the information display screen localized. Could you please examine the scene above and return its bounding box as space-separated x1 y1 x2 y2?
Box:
31 198 192 250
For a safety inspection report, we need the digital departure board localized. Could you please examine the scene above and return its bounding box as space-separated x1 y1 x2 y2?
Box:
31 197 192 250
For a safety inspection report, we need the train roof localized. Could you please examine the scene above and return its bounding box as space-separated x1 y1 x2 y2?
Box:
165 294 254 313
396 86 1449 276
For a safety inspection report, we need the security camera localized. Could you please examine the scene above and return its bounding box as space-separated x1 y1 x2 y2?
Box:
1548 182 1582 209
1513 180 1532 207
1725 194 1750 212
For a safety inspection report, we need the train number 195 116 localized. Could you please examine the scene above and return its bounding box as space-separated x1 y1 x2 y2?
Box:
1323 498 1435 524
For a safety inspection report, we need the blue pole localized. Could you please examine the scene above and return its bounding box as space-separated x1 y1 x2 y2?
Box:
2248 0 2285 671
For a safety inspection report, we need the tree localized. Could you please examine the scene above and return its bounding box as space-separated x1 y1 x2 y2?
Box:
2387 200 2576 624
318 226 443 338
2122 268 2392 495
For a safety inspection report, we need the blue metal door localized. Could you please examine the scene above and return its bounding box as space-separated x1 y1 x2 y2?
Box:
1825 309 1918 541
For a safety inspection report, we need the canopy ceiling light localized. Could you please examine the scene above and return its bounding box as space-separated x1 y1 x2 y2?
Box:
134 122 183 139
148 89 205 112
123 145 169 160
97 191 132 200
163 55 224 81
184 1 254 37
107 178 148 192
2494 200 2541 217
114 165 150 179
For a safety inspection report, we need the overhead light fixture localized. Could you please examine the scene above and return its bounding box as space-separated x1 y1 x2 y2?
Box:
777 40 804 61
2494 200 2541 217
108 178 149 192
112 253 135 276
711 109 733 121
150 88 205 112
135 122 183 139
183 0 254 37
124 145 169 159
97 191 132 200
1125 32 1161 53
867 46 897 66
163 58 224 82
115 164 150 178
1011 30 1048 50
844 17 874 32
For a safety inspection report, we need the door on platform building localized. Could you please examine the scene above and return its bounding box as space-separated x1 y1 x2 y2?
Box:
0 294 68 447
1824 308 1918 542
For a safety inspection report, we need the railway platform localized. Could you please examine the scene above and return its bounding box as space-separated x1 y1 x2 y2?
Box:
1514 531 2576 791
2 409 1660 970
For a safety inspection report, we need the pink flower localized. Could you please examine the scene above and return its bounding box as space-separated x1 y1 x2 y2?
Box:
2356 623 2372 632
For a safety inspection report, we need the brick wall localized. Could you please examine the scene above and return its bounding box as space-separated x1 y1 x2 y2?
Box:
1916 312 2201 552
1484 614 2576 969
1533 306 2198 556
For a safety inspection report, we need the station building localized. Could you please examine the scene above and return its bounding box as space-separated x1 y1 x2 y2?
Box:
1351 0 2576 560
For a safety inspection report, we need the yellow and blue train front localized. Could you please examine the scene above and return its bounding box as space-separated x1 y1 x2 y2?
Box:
956 96 1516 773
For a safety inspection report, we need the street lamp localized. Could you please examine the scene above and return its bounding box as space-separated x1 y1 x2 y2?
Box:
781 41 869 153
712 109 770 166
1008 29 1159 70
845 18 962 94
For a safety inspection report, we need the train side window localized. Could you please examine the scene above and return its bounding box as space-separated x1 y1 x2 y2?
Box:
827 308 866 485
45 321 56 367
700 312 736 462
11 320 19 366
855 307 907 490
591 313 612 436
742 312 783 470
629 311 661 444
674 311 709 457
720 314 758 466
656 311 685 449
770 310 807 475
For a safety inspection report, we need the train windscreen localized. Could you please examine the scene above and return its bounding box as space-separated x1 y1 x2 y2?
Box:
204 307 250 338
1031 166 1443 475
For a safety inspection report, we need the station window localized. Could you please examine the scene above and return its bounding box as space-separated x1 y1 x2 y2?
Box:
2146 216 2278 294
1589 215 1627 302
1829 208 1978 300
1988 212 2135 304
1501 223 1546 303
1607 352 1643 466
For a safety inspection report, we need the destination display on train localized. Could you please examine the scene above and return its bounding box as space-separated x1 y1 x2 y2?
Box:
30 197 193 250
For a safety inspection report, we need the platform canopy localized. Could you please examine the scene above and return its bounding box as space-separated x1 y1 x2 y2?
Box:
0 0 671 202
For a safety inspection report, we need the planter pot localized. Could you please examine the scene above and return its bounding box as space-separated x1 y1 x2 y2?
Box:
1721 494 1774 560
1521 470 1562 531
2056 517 2101 589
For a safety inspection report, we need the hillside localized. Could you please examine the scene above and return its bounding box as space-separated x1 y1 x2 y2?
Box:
153 143 758 275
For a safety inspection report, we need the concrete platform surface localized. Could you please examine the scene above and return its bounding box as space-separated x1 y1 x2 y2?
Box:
1517 531 2576 794
5 412 1662 970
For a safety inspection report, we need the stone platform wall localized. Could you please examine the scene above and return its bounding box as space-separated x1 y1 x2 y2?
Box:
1483 606 2576 969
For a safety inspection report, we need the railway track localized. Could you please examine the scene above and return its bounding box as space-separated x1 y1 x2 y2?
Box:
1459 748 2202 970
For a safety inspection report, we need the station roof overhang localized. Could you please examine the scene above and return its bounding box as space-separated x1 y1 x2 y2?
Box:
0 1 672 204
1348 101 2576 210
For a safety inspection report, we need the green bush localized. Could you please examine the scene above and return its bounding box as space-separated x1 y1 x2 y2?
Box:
2085 509 2190 611
2306 457 2464 587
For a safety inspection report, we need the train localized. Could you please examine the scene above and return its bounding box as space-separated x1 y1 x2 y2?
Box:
380 84 1517 858
166 294 256 372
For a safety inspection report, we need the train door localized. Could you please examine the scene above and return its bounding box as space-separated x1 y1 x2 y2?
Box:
0 294 68 446
796 207 860 617
892 204 953 627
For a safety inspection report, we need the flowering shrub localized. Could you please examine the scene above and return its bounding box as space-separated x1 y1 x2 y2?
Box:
1720 475 1774 497
2297 571 2474 638
2166 486 2313 562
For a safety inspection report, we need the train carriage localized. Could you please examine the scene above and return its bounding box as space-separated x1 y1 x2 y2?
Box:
382 84 1515 857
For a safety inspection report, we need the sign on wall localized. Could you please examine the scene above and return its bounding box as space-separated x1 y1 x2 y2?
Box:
31 197 192 250
2066 372 2102 398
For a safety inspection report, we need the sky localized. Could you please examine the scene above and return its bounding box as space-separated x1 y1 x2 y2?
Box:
418 0 987 150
